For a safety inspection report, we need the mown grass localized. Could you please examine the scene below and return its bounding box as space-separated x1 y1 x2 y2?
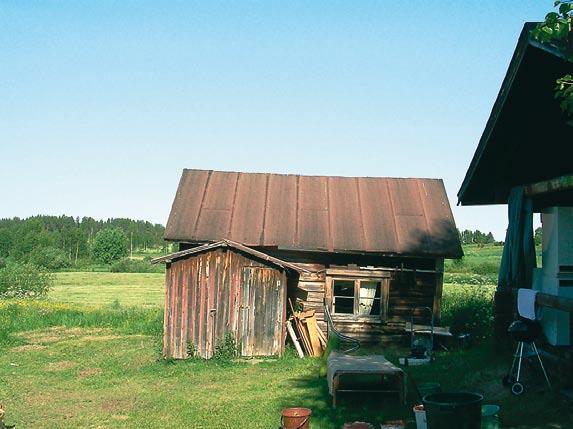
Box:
0 245 571 428
50 272 164 307
0 300 162 348
0 316 570 428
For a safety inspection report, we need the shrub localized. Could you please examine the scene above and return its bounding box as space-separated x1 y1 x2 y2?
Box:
471 261 500 275
213 332 238 360
441 285 494 340
92 228 128 264
0 262 53 298
30 246 71 270
110 258 164 273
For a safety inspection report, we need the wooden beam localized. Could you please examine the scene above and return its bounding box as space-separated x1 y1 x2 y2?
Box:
433 259 445 323
499 288 573 313
525 174 573 197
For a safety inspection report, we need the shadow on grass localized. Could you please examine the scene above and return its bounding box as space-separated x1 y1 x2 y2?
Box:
274 363 414 428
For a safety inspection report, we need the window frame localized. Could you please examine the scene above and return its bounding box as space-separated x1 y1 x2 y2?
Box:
328 272 390 322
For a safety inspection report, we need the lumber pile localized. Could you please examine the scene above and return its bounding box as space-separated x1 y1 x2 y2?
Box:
287 299 326 358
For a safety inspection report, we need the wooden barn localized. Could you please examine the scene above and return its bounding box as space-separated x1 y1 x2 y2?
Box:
156 169 462 359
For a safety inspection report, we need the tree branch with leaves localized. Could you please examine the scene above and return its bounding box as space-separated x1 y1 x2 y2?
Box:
531 1 573 123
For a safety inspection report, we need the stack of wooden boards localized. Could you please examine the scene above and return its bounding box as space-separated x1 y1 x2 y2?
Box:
286 300 327 357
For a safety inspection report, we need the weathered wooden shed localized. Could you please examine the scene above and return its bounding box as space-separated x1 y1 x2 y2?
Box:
154 240 305 359
158 169 462 358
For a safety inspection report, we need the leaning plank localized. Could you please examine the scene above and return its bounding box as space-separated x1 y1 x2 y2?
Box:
286 319 304 358
303 315 323 356
316 324 328 347
296 316 314 356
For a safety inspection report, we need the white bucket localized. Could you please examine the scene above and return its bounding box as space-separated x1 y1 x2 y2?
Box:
413 405 427 429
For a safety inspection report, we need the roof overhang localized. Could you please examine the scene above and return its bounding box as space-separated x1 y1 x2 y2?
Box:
458 23 573 207
151 239 311 273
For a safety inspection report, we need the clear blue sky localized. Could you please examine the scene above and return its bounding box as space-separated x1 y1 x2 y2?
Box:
0 1 550 240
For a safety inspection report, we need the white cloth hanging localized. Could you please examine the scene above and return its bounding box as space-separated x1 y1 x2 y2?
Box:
517 288 538 320
358 282 377 316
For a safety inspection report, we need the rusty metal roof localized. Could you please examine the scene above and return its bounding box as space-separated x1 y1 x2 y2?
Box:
165 169 462 258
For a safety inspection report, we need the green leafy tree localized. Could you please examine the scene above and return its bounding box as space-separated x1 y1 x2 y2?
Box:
534 227 543 246
0 262 53 298
30 246 71 270
92 228 128 264
531 1 573 122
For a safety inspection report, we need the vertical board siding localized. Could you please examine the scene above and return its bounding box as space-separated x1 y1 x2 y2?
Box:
163 248 286 359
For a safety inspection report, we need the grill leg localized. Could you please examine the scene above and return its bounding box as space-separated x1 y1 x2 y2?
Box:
509 341 520 379
516 342 524 382
531 341 552 389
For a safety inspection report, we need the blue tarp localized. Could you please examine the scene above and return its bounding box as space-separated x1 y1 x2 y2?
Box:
498 186 536 290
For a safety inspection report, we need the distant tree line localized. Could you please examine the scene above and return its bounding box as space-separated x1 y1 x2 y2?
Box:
458 229 497 246
0 215 167 269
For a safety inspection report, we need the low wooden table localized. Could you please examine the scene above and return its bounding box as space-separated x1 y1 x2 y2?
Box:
327 352 406 408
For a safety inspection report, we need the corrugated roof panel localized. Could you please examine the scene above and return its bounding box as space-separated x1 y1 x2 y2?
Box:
264 174 297 247
328 177 364 252
299 175 328 210
358 178 399 252
419 180 462 256
387 178 424 216
297 175 330 250
164 169 463 258
202 171 238 210
165 169 210 241
195 209 231 238
229 173 267 245
298 208 330 250
394 214 429 254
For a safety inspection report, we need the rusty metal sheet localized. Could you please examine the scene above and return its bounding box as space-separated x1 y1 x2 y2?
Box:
229 173 267 244
164 169 462 258
358 177 399 252
328 177 364 251
264 174 297 246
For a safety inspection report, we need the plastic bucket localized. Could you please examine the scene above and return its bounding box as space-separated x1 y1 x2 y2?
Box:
281 407 311 429
417 382 441 399
413 405 427 429
481 405 501 429
422 392 483 429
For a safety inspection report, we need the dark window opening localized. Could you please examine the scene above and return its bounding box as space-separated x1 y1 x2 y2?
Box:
333 280 355 314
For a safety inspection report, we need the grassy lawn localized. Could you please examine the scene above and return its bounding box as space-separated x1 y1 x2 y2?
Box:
0 322 571 428
1 245 572 428
50 272 164 308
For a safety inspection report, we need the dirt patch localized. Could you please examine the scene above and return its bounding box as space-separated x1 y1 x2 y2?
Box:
20 327 113 344
12 344 47 352
111 415 129 421
79 367 103 378
45 360 77 372
102 398 136 413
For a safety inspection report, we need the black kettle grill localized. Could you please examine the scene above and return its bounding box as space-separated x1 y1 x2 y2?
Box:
503 319 551 395
507 320 542 342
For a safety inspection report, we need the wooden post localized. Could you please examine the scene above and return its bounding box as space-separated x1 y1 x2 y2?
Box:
493 289 516 349
433 259 444 323
286 320 304 358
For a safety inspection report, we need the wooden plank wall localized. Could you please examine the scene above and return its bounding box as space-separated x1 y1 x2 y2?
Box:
163 248 286 359
293 260 443 343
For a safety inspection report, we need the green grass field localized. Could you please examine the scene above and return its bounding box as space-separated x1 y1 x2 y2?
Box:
1 245 571 428
50 272 164 308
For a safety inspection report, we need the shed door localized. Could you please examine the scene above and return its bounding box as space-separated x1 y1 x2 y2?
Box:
240 267 285 356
